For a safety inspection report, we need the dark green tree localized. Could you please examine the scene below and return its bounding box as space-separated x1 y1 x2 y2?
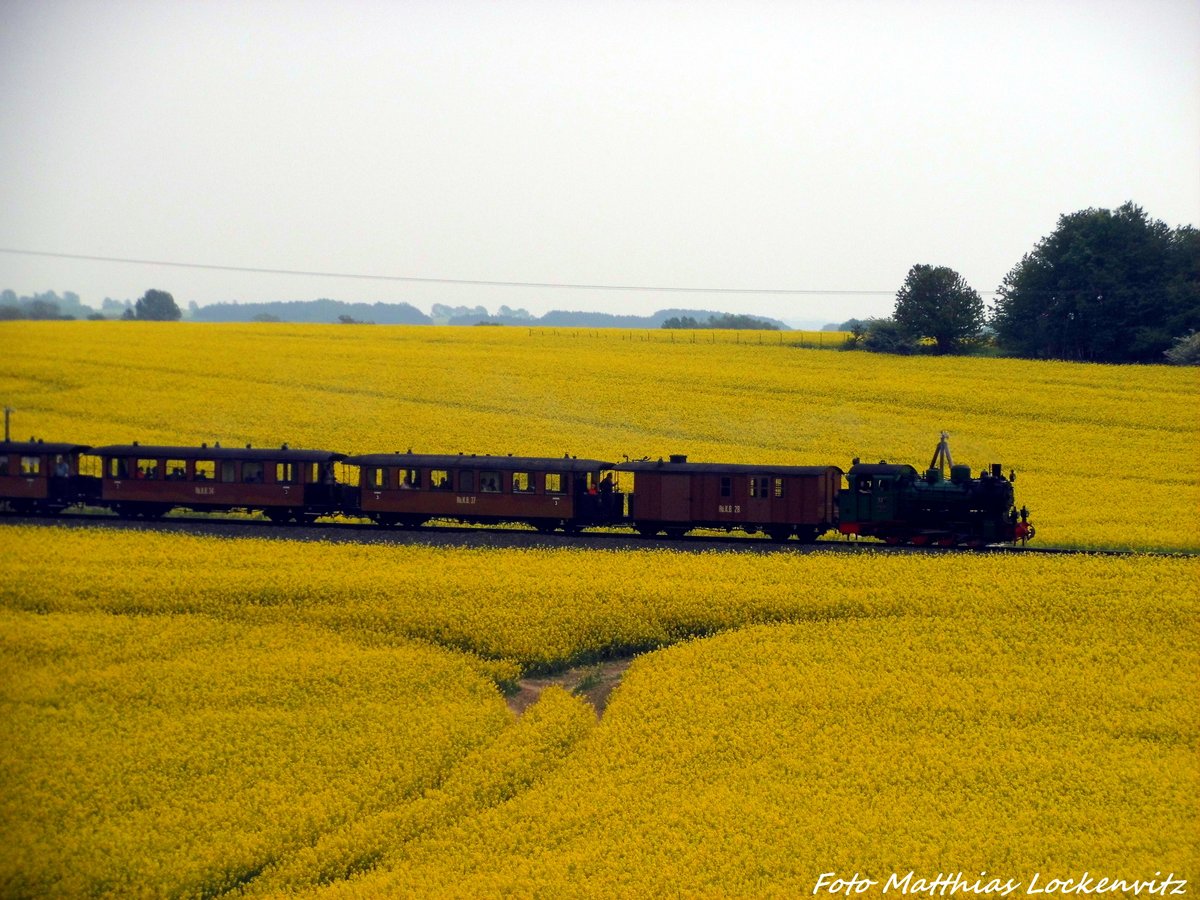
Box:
661 316 701 329
134 289 181 321
861 317 918 354
892 264 984 354
992 203 1200 362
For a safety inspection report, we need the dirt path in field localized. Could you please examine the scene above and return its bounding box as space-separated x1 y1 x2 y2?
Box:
507 657 634 717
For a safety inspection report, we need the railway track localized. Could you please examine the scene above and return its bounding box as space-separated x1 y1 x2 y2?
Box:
2 511 1191 558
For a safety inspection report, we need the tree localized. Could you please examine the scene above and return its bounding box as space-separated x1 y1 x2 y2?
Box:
1164 331 1200 365
892 264 984 354
134 289 181 321
661 316 701 329
861 317 918 354
992 203 1200 362
27 299 61 320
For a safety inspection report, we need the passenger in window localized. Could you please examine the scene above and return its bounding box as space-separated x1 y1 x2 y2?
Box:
54 456 70 478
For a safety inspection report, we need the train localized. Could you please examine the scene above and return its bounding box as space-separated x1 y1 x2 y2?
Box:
0 430 1034 548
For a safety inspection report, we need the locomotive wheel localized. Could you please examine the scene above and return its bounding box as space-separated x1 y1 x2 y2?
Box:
936 535 959 548
884 535 906 546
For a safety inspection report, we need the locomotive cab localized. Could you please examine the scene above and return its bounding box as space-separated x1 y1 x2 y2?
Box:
837 463 919 540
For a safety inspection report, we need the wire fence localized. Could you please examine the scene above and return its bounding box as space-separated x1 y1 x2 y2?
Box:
526 328 852 349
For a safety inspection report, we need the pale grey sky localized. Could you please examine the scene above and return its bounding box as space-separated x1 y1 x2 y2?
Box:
2 0 1197 324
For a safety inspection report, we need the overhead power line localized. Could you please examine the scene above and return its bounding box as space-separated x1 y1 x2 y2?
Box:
0 247 907 296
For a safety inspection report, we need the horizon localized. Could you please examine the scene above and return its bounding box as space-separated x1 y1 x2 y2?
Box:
2 288 847 328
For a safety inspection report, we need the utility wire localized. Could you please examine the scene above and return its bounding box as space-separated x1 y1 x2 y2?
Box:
0 247 909 296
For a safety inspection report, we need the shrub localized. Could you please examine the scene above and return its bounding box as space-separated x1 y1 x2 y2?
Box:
1164 331 1200 365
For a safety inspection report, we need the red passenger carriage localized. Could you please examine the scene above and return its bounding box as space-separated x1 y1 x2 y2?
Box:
342 452 622 532
88 443 345 521
615 455 842 541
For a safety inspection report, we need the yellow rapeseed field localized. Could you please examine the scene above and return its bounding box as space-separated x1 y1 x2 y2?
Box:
324 618 1197 899
1 320 1197 550
1 526 1196 895
0 606 512 898
1 321 1197 896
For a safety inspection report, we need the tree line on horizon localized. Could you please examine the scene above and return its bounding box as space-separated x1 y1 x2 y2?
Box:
4 202 1196 364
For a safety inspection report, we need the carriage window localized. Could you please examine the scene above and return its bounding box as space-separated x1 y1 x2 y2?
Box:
370 467 387 489
195 460 215 481
220 461 237 483
164 459 187 481
430 469 452 491
108 458 128 478
720 476 732 498
137 458 158 480
398 468 419 490
857 477 874 494
750 476 766 498
243 461 264 483
0 455 8 475
512 472 534 493
21 455 41 475
774 478 785 499
459 470 475 492
275 462 296 484
480 471 501 493
545 472 563 493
